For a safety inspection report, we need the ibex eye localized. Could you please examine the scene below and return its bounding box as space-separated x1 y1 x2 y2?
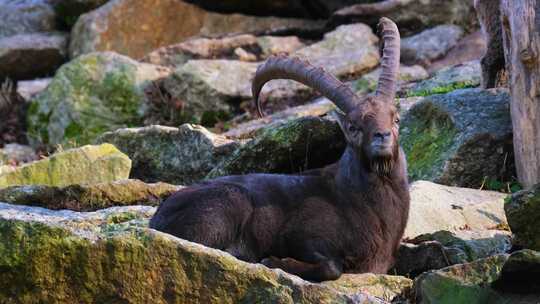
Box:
349 125 358 132
394 118 400 124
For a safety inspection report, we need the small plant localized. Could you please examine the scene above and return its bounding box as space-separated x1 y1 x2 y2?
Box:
406 81 477 98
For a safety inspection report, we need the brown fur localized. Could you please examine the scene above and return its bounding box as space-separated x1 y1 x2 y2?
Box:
474 0 506 88
150 18 409 282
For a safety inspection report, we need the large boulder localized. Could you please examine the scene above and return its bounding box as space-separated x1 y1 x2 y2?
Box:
142 34 305 67
409 60 481 97
27 52 170 147
0 144 131 188
207 116 346 178
401 25 464 65
0 179 180 211
0 32 68 80
0 0 57 38
97 124 240 185
505 184 540 251
0 202 387 303
400 88 514 188
162 23 379 123
69 0 324 59
405 181 508 238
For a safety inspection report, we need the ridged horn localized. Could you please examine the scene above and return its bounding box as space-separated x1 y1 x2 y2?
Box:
375 17 400 101
252 56 359 117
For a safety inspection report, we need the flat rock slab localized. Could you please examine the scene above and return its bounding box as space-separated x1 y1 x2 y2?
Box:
142 34 305 67
405 181 507 239
0 32 68 80
0 202 388 303
0 144 131 188
0 179 181 211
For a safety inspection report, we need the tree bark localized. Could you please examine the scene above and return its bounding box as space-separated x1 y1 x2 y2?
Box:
501 0 540 188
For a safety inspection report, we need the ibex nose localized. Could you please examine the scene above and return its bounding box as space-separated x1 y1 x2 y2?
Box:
374 131 391 140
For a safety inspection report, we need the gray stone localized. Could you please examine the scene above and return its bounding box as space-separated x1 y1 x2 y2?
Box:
0 0 57 38
0 32 68 80
16 78 52 100
405 181 508 239
97 124 240 185
400 88 514 188
162 59 258 124
0 144 37 166
395 230 512 277
410 60 481 96
401 25 464 65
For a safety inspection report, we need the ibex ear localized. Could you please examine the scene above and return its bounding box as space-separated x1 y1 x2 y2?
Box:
331 110 358 144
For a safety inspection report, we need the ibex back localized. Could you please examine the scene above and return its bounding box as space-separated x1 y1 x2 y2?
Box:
150 17 410 282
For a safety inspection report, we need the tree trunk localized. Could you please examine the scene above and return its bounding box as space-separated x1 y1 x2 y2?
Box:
501 0 540 188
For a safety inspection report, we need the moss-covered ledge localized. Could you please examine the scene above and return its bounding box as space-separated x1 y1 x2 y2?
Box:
0 203 393 303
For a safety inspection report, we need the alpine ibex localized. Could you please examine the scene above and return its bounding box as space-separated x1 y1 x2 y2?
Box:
474 0 505 88
150 17 410 282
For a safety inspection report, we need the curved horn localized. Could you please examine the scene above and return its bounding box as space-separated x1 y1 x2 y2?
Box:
375 17 400 101
253 56 359 117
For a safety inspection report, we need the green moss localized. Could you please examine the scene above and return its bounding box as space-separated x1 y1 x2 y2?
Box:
200 110 231 127
400 103 456 181
407 81 477 97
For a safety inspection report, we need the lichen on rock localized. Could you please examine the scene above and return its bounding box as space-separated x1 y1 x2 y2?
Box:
26 52 170 147
0 144 131 188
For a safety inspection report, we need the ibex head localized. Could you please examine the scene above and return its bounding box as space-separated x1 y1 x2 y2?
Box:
253 18 401 176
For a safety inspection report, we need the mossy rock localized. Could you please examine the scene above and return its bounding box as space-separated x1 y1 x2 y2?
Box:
206 116 346 178
492 249 540 293
400 88 514 188
26 52 169 147
0 179 179 211
505 185 540 251
0 203 386 303
408 61 480 97
97 124 240 185
414 255 508 304
0 144 131 188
